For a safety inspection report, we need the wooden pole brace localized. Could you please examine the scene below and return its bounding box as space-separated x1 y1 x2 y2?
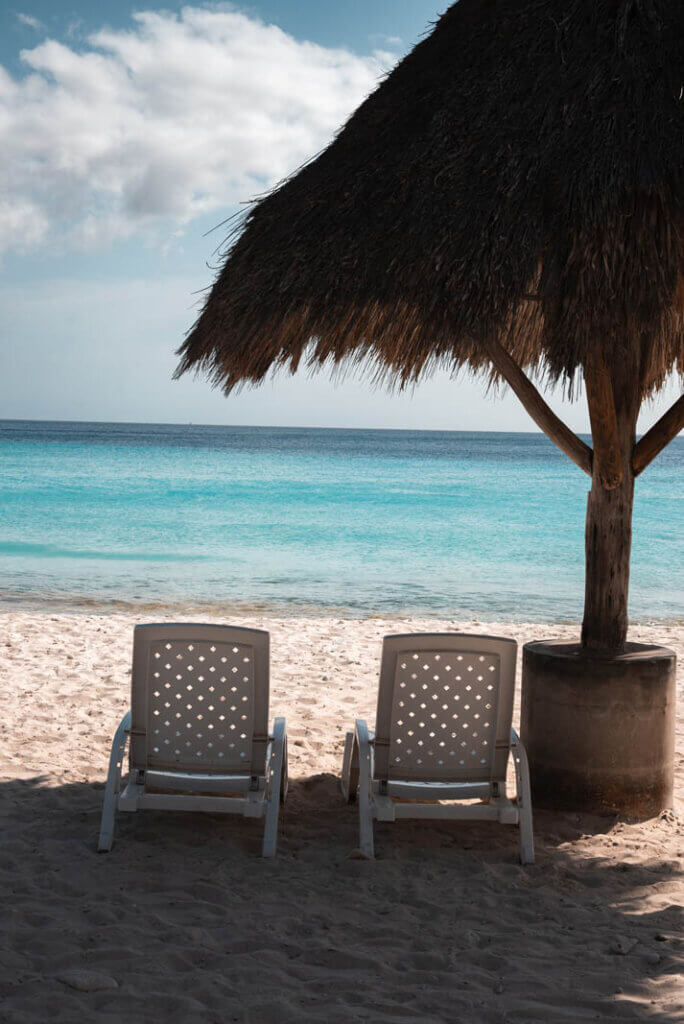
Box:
633 392 684 476
483 337 593 476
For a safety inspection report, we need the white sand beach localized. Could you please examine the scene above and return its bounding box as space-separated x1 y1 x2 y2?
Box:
1 610 682 1023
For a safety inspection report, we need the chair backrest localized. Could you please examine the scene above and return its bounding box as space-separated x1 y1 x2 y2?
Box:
128 624 270 776
373 633 517 784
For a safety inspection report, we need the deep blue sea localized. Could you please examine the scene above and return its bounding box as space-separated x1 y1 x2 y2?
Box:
0 419 681 621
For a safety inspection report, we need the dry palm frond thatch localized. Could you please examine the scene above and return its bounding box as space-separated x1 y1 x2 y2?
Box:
176 0 684 400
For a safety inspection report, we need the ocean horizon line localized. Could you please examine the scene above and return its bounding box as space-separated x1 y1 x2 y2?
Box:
2 417 680 443
0 416 590 439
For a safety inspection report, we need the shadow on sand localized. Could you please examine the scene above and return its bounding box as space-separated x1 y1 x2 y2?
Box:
1 773 681 1024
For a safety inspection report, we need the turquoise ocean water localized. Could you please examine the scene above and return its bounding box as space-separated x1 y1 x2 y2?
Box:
0 419 681 621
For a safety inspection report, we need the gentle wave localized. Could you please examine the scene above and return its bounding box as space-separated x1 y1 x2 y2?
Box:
0 540 216 563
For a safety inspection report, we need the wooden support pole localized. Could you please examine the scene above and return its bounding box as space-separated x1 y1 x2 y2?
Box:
483 337 593 476
581 348 640 654
584 354 623 491
632 392 684 476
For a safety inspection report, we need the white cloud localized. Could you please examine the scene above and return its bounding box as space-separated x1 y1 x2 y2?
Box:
0 198 49 249
0 6 391 256
16 13 44 31
371 33 402 47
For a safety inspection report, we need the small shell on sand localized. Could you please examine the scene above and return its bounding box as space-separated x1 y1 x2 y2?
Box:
57 970 118 992
609 936 639 956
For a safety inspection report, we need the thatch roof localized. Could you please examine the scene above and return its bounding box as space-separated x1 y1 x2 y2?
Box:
177 0 684 397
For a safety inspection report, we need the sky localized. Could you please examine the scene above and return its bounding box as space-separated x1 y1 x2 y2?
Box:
0 1 679 432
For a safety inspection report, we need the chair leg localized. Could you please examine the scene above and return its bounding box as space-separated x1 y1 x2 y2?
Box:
340 730 358 802
262 717 287 858
355 719 375 859
98 711 131 852
511 728 535 865
280 733 289 804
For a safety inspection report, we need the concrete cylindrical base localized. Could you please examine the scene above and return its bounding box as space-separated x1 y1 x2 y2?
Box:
521 640 676 818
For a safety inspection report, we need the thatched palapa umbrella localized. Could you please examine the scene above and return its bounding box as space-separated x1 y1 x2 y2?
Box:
177 1 683 813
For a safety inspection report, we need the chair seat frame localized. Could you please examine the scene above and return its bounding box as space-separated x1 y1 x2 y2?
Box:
340 634 534 864
99 712 287 856
98 624 287 857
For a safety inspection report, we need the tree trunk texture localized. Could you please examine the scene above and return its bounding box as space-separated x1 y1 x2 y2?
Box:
581 351 641 654
581 467 635 653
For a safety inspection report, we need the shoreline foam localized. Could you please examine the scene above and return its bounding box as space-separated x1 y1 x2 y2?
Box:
1 593 683 628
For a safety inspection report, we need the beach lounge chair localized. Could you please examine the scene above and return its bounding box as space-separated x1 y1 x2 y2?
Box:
98 624 287 856
340 633 534 864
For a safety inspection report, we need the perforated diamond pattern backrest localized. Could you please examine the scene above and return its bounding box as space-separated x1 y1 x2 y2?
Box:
129 624 269 776
373 634 517 784
389 649 499 779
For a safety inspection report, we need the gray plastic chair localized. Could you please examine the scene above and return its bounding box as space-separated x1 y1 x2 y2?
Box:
340 633 534 864
98 624 287 857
